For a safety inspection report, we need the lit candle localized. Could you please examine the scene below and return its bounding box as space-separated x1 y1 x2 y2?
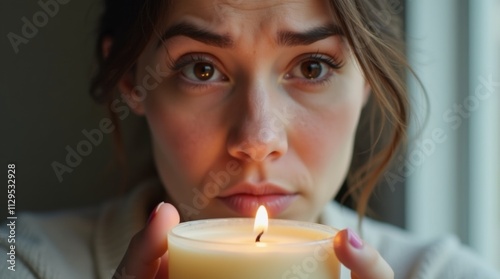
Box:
168 206 340 279
254 205 267 243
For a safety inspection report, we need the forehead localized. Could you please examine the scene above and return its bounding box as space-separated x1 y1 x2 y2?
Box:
163 0 337 34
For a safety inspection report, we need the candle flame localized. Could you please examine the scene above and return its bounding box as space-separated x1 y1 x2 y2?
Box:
254 205 268 238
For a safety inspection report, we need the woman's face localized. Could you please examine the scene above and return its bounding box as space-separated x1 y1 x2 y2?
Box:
125 0 369 221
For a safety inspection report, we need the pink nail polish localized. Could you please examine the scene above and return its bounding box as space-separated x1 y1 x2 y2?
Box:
147 202 164 224
347 228 363 249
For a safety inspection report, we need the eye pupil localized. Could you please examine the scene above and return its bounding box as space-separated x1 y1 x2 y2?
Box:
194 62 214 80
301 61 322 79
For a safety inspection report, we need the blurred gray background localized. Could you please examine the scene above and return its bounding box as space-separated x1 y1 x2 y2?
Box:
0 0 121 219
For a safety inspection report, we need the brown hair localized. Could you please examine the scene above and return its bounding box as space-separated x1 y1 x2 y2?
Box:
90 0 411 221
331 0 410 225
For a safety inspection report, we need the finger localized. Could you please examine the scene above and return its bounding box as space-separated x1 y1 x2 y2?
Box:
114 202 180 279
334 228 394 279
154 251 170 279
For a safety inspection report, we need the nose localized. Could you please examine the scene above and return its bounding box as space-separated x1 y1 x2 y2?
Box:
227 83 288 162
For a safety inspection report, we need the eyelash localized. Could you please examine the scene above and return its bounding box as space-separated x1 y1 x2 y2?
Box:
309 53 342 85
307 52 343 70
167 54 214 72
166 52 344 88
166 53 227 90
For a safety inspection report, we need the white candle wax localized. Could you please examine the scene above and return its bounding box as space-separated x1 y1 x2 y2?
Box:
168 218 340 279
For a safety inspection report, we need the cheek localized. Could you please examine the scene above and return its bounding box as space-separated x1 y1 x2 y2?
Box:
298 107 359 173
144 96 221 186
292 85 365 185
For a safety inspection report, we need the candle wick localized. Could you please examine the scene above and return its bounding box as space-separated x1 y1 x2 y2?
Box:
255 230 264 242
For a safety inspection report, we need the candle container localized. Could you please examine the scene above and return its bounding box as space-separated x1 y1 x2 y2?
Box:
168 218 340 279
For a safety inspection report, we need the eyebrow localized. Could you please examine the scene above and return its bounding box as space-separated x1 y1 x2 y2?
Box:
277 24 344 46
157 22 343 48
158 22 233 48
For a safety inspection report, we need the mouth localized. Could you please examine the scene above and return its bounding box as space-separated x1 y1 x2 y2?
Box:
217 183 298 217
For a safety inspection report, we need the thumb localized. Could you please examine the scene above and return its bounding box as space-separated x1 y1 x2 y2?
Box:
334 228 393 279
113 202 180 279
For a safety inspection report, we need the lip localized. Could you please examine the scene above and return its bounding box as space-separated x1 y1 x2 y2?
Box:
218 183 298 217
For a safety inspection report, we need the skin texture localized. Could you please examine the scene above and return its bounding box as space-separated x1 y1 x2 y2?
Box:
115 0 393 278
121 0 369 222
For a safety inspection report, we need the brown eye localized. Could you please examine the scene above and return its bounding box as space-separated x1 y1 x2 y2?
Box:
300 60 323 79
286 54 340 84
193 62 214 81
180 59 225 83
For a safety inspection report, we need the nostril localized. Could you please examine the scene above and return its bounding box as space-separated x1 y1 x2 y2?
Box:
244 145 282 162
227 119 289 162
269 151 281 159
241 142 262 161
235 151 253 162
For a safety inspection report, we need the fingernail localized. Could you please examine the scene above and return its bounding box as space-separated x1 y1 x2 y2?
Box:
347 228 363 249
147 202 164 224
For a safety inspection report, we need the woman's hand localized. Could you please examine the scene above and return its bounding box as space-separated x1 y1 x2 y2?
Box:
334 228 394 279
113 202 180 279
113 207 392 279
